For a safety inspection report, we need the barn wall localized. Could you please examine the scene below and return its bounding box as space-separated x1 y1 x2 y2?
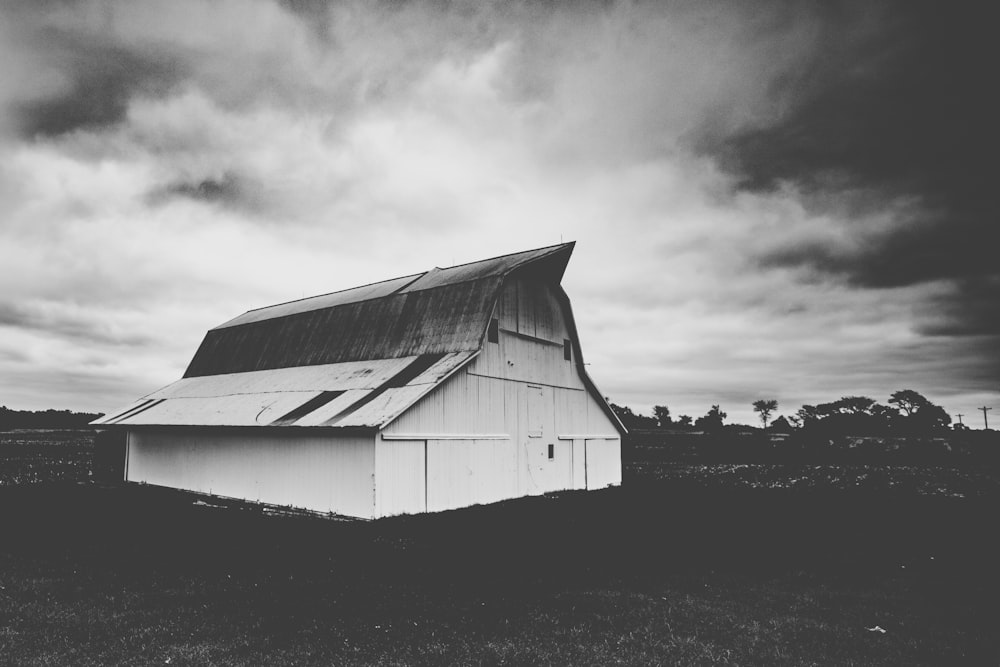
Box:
426 438 519 513
125 429 376 518
374 438 426 517
379 275 621 510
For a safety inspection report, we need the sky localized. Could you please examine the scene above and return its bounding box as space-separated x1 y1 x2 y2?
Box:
1 0 997 427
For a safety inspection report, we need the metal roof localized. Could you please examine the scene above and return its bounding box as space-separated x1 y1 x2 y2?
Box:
93 352 476 429
212 242 573 330
213 273 423 329
183 242 574 378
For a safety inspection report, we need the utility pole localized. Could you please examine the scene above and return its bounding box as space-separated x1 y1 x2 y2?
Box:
980 406 992 430
956 413 964 426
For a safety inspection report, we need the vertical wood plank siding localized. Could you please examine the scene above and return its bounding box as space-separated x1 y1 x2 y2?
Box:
126 430 376 518
426 439 518 513
585 439 622 490
375 438 427 516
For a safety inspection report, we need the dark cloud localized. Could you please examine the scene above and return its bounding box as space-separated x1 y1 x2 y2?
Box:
700 0 1000 343
15 27 183 138
148 172 263 211
917 276 1000 338
716 1 999 204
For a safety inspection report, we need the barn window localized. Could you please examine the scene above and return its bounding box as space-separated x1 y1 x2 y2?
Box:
488 317 499 343
563 339 572 361
547 444 554 460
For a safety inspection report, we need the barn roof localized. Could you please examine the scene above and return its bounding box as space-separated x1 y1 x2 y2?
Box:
183 242 574 377
95 243 588 431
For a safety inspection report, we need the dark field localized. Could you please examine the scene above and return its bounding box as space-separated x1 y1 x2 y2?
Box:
2 430 999 665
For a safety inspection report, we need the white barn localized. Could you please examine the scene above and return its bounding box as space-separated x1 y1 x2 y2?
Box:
94 243 624 519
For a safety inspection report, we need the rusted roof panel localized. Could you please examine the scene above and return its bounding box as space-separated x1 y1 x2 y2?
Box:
214 273 423 330
184 278 501 377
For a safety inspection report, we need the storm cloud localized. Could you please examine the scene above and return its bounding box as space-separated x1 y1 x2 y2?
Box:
707 0 1000 340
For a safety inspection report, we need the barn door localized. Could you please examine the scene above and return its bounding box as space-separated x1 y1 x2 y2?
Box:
585 438 622 490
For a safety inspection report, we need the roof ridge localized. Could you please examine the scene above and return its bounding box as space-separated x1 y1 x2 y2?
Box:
239 270 426 315
432 241 574 272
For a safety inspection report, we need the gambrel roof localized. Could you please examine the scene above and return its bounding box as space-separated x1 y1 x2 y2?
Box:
94 242 622 433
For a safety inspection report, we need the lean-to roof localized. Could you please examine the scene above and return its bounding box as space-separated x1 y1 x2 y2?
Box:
92 352 476 429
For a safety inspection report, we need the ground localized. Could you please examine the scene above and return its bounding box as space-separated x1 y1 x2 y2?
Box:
1 429 998 665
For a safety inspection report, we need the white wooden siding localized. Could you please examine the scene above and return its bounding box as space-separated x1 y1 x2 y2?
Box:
126 430 376 518
585 438 622 490
571 438 586 489
383 360 621 501
384 371 508 435
470 277 582 389
378 274 622 510
527 384 544 437
426 439 518 512
375 438 426 517
520 437 573 495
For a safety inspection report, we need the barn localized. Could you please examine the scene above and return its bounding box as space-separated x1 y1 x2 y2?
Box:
93 242 624 519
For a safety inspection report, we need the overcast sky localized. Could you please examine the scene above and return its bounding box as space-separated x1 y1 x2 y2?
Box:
1 0 997 426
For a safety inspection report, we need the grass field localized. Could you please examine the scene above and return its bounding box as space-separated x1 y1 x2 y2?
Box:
2 429 999 665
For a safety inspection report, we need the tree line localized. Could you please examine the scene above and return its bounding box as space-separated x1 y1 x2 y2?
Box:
610 389 957 435
0 406 104 430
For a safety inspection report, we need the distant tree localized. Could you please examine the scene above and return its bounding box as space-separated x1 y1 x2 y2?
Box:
609 402 638 427
652 405 672 428
752 399 778 428
0 406 103 430
836 396 877 415
796 405 822 429
888 390 951 433
608 402 656 430
770 415 795 432
695 405 726 431
888 389 930 416
912 403 951 430
869 403 899 428
676 415 693 428
796 397 894 435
